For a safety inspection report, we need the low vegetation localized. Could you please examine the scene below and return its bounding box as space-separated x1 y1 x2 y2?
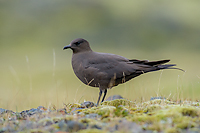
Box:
1 98 200 132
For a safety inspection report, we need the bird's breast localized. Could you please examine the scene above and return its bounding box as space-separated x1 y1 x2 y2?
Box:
72 56 109 88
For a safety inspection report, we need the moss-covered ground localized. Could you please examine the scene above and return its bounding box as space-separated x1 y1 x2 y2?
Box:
1 98 200 132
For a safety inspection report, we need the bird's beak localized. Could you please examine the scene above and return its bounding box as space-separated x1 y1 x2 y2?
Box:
63 44 71 50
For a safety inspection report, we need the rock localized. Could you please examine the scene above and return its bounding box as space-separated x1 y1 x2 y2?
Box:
0 108 6 114
150 97 166 101
80 101 95 108
106 95 124 101
85 113 101 119
66 121 86 132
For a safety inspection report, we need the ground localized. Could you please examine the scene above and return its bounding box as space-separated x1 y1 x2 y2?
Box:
1 97 200 133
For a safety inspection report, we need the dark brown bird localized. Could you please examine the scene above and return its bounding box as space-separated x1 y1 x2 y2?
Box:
63 38 183 105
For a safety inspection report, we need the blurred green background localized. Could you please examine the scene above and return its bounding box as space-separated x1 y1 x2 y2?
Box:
0 1 200 111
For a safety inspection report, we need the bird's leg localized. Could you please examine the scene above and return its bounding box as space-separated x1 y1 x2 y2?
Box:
101 89 107 103
97 90 102 106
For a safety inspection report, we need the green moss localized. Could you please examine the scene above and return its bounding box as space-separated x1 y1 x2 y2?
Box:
97 106 116 118
64 115 76 121
165 128 181 133
81 105 129 119
176 121 197 129
114 106 129 117
146 105 162 113
129 107 145 114
147 122 162 132
3 99 200 132
79 118 98 125
81 105 115 118
28 129 49 133
101 99 135 107
58 101 200 132
77 129 108 133
65 103 81 112
142 99 175 107
127 101 200 132
180 107 199 117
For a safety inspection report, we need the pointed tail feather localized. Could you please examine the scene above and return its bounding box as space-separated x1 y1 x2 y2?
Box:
145 60 170 66
158 64 185 72
132 59 185 73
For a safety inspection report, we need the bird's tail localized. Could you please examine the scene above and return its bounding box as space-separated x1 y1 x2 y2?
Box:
146 64 185 72
157 64 185 72
132 59 185 73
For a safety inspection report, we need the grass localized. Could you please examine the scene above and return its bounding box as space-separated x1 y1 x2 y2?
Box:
0 47 199 111
0 0 200 111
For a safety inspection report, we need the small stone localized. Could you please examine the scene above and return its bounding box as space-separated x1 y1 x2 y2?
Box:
27 108 38 116
37 106 47 112
91 124 102 130
80 101 95 108
71 107 84 113
58 120 67 129
106 95 124 101
18 111 28 120
66 120 86 132
150 97 166 101
85 113 101 119
0 108 6 114
57 108 67 114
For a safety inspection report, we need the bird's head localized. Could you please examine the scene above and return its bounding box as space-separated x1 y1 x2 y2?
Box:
63 38 92 53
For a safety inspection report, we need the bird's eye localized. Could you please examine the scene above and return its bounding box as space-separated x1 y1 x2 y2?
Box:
74 42 81 45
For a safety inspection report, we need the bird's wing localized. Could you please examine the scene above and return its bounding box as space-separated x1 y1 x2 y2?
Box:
129 59 170 66
84 53 141 80
83 52 177 87
85 53 172 79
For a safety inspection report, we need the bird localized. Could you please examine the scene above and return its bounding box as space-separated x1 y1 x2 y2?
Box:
63 38 184 105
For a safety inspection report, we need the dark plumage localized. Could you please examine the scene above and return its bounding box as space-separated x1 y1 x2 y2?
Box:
63 38 183 105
